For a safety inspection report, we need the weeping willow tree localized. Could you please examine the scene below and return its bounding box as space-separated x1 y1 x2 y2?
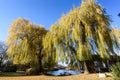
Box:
6 18 47 74
43 0 119 74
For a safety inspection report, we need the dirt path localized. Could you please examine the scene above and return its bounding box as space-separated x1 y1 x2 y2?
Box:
0 73 111 80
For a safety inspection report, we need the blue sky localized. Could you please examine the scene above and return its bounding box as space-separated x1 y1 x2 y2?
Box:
0 0 120 41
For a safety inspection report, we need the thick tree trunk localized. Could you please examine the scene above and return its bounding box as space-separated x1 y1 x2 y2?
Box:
83 61 89 74
37 56 43 73
36 47 44 73
106 60 110 72
28 54 43 75
30 57 43 75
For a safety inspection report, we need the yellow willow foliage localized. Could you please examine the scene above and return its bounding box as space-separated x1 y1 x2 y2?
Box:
6 18 47 65
112 27 120 40
111 27 120 50
43 0 119 64
43 32 53 51
77 44 92 61
43 31 59 64
97 30 110 59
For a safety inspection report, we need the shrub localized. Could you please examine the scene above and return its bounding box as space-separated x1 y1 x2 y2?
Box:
111 62 120 80
2 65 17 72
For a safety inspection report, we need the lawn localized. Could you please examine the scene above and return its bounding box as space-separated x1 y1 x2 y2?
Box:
0 72 112 80
0 71 25 76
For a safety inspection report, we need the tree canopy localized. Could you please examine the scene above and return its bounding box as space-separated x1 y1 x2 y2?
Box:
5 0 120 74
6 18 47 73
43 0 119 73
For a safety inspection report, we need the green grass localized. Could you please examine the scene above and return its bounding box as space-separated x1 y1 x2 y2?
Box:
0 71 25 76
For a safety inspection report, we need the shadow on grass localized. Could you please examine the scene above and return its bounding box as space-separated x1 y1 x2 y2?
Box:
0 71 47 77
0 71 26 77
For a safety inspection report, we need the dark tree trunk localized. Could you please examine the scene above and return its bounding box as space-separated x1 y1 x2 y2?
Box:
37 47 44 73
29 48 44 75
37 55 43 73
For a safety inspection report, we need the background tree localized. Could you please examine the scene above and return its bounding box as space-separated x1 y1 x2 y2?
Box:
43 0 119 73
6 18 47 74
0 41 7 68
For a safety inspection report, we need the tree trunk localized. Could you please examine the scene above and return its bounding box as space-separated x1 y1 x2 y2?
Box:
106 60 110 72
37 56 43 73
37 47 44 73
83 61 89 74
28 55 43 75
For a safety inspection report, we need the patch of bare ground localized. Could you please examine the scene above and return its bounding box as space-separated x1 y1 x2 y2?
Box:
0 73 112 80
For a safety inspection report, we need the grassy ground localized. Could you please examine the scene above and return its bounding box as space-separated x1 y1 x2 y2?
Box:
0 71 25 76
0 72 112 80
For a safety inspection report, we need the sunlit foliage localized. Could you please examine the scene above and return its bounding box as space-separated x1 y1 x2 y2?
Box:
112 27 120 40
6 18 47 73
43 0 119 73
